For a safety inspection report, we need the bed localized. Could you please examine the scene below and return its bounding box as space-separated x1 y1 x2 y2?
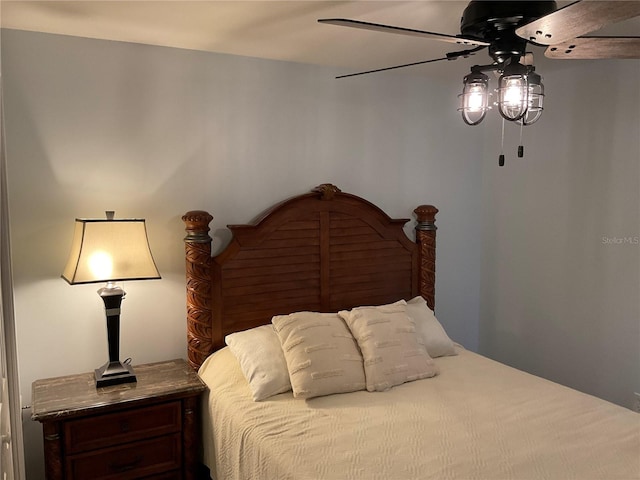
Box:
182 184 639 480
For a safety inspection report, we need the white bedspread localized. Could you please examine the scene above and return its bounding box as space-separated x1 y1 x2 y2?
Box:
199 346 640 480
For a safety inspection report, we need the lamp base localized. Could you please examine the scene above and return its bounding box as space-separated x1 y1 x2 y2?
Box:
95 361 137 388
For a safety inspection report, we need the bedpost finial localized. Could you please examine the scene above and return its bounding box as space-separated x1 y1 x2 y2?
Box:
313 184 342 201
183 210 214 243
414 205 438 231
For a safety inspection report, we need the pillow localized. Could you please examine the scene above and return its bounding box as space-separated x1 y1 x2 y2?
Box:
339 301 439 392
225 325 291 401
272 312 366 399
407 296 457 357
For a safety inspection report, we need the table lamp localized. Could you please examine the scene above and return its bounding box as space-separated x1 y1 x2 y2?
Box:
61 211 160 387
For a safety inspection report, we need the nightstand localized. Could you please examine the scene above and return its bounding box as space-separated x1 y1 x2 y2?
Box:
32 359 207 480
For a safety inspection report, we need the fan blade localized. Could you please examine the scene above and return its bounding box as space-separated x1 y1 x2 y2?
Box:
333 46 485 79
545 37 640 59
335 56 450 79
318 18 489 47
516 1 640 45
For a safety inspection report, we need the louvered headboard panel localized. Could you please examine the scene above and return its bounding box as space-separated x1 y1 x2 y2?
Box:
327 212 415 310
183 184 438 371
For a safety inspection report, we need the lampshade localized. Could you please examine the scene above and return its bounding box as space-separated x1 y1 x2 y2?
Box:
62 215 160 285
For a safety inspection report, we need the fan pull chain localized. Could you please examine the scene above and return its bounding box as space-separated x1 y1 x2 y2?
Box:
518 122 524 158
499 118 505 167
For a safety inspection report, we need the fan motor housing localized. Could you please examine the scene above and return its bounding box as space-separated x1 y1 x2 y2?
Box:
461 1 557 63
461 1 557 38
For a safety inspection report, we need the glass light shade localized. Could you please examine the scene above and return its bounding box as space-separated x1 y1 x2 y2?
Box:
520 70 544 125
458 71 490 125
497 75 527 121
497 62 529 122
62 218 160 284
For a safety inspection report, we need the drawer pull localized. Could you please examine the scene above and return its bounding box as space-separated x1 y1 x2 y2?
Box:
120 420 130 432
109 455 143 473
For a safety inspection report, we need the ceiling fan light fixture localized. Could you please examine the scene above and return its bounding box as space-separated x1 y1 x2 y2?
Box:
520 69 544 125
319 1 639 134
497 61 529 121
458 70 490 125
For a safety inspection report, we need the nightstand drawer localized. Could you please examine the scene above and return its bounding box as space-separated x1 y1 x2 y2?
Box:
65 401 181 453
66 432 181 480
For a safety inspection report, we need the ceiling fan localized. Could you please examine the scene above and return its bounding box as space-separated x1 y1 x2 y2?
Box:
319 1 640 164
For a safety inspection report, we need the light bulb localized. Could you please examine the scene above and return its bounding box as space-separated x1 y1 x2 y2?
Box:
503 78 525 106
466 86 485 111
88 251 113 279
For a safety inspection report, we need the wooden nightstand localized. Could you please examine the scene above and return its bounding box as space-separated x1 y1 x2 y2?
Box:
32 359 207 480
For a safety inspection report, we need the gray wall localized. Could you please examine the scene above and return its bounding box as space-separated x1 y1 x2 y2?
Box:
478 56 640 411
2 29 483 478
2 28 638 480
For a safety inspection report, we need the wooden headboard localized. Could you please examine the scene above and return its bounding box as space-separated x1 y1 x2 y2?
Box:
182 184 438 371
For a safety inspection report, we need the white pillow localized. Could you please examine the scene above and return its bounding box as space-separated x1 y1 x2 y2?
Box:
225 325 291 401
339 301 439 392
407 296 457 357
272 312 366 399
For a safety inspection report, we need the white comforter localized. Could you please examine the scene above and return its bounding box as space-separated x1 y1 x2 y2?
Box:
199 346 640 480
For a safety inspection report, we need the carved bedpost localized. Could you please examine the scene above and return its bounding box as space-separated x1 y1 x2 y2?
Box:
183 211 214 371
414 205 438 311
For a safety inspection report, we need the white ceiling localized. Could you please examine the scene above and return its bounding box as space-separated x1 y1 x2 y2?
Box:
2 1 639 77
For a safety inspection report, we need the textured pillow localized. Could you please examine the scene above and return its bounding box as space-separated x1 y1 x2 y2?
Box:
225 325 291 401
339 301 439 392
272 312 366 399
407 296 457 357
